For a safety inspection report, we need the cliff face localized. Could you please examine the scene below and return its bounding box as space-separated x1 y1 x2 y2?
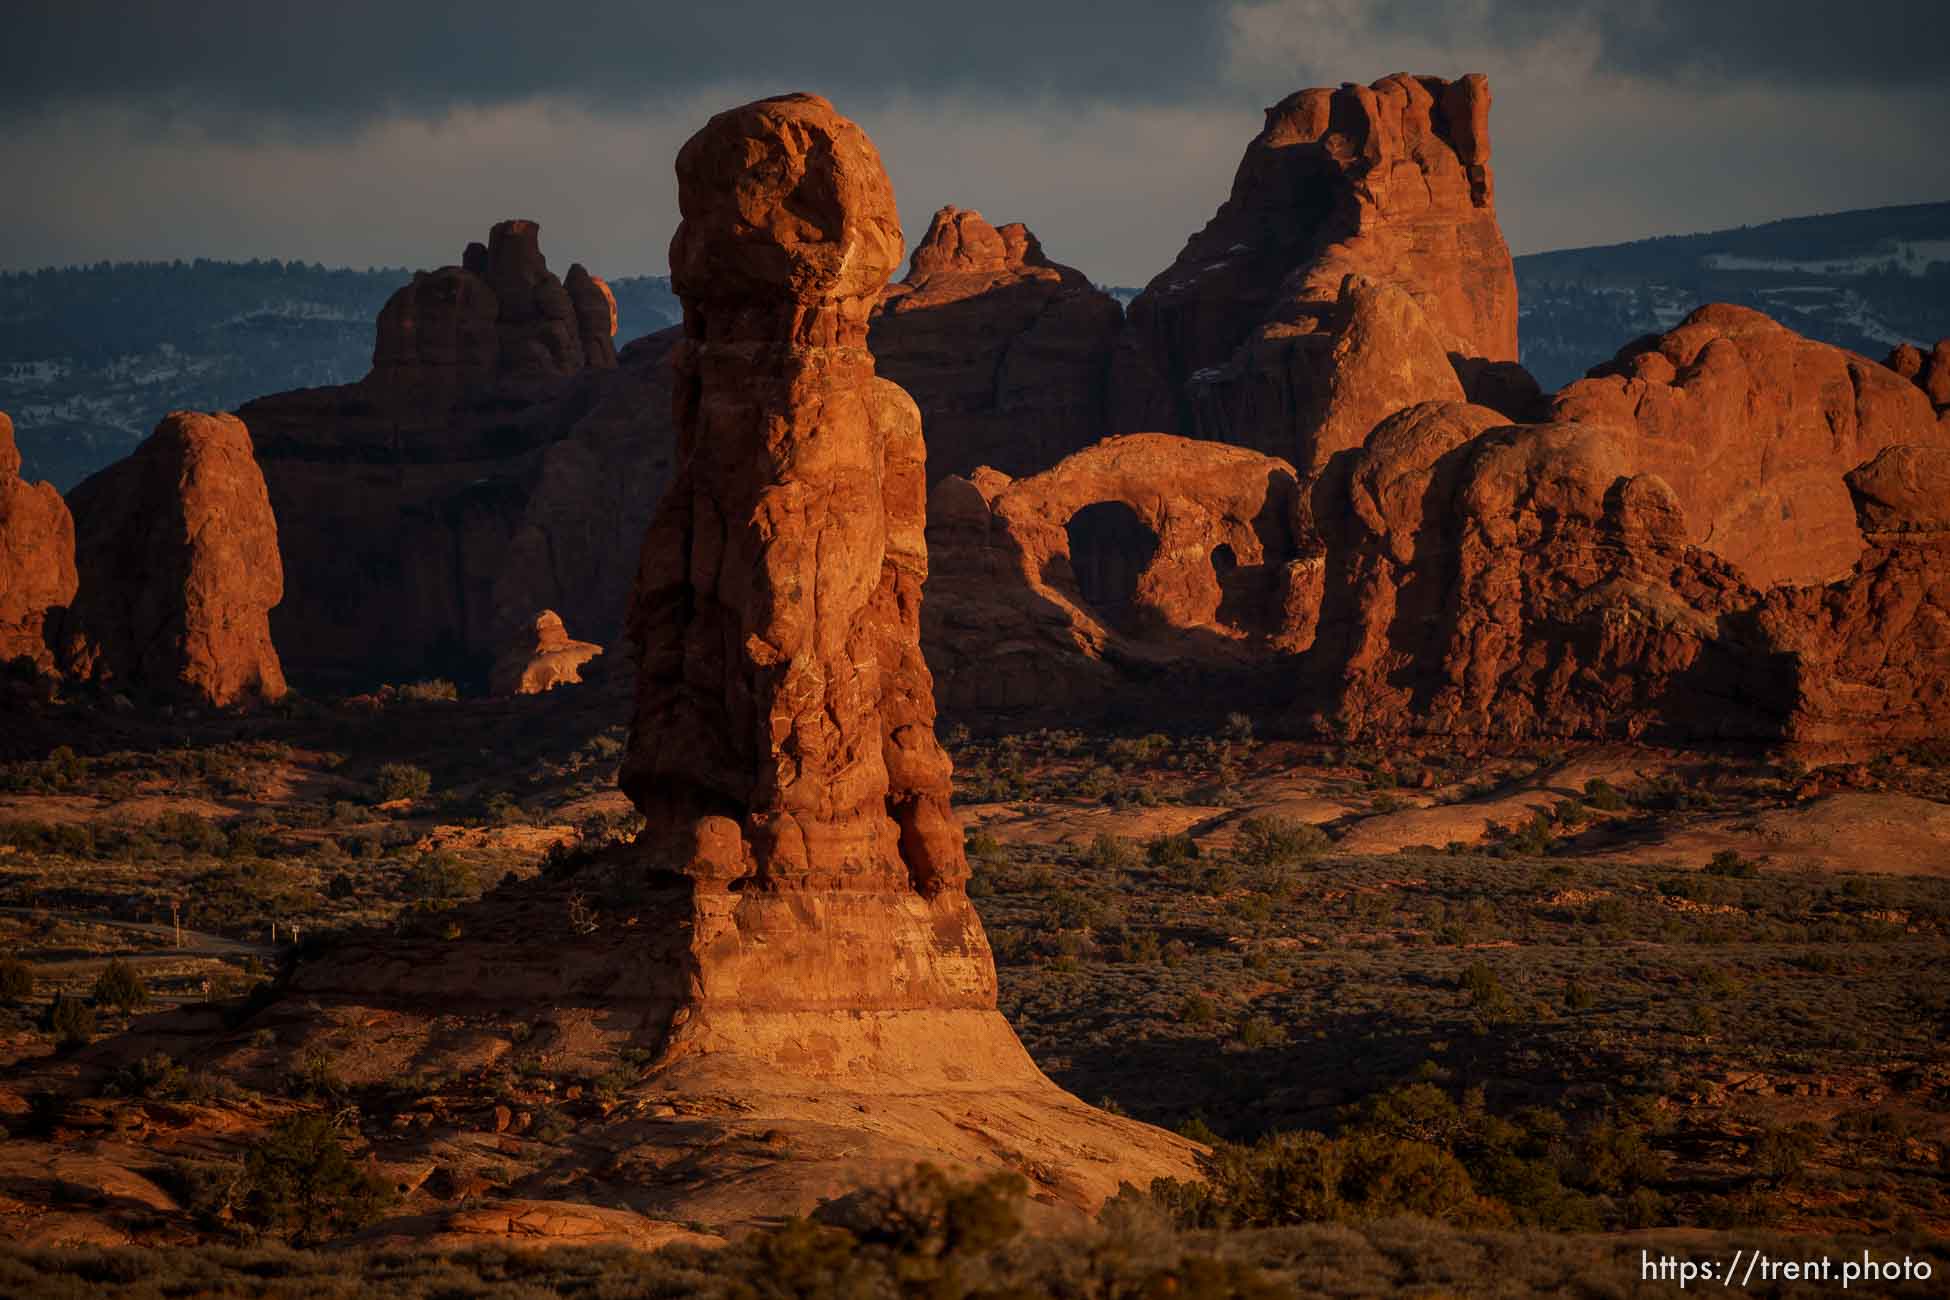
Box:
62 411 286 706
869 206 1123 483
1111 73 1517 461
240 222 673 688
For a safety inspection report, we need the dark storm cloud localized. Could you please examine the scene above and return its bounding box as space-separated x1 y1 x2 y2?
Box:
1340 0 1950 87
4 1 1233 124
6 0 1944 131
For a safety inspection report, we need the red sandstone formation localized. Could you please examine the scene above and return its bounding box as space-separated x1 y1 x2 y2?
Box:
869 206 1122 481
1553 305 1946 588
612 91 1196 1193
1757 445 1950 748
925 434 1313 720
1887 339 1950 415
0 411 77 674
61 412 286 706
240 222 667 688
1302 414 1763 740
488 608 602 695
1111 72 1517 458
1298 274 1466 474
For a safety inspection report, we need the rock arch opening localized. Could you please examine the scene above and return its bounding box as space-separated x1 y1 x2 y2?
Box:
1065 501 1158 628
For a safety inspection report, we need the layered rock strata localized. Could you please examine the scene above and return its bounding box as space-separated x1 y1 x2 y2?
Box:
61 411 286 705
0 411 78 673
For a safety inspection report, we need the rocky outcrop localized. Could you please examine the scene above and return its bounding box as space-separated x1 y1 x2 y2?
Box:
1757 445 1950 748
1553 305 1946 588
1296 275 1466 474
488 609 602 696
0 411 78 673
241 222 672 690
61 412 286 706
1111 73 1518 459
869 206 1122 482
1301 414 1767 740
1887 339 1950 415
925 435 1313 722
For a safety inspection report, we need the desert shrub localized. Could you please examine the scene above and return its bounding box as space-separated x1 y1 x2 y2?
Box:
239 1113 392 1243
1149 1129 1491 1229
965 829 1003 861
1234 1013 1287 1050
1235 816 1328 867
1084 833 1138 872
396 678 458 702
1705 848 1759 878
42 994 96 1047
93 959 150 1012
1144 832 1199 870
371 762 432 803
1582 778 1627 811
405 853 477 901
154 810 227 855
839 1162 1027 1259
1459 960 1512 1018
0 957 34 1003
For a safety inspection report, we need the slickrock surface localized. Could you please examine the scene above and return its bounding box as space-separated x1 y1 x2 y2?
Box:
925 434 1313 720
241 223 672 688
0 411 77 673
488 608 603 695
61 411 286 706
1111 73 1517 457
870 205 1122 481
1553 305 1947 588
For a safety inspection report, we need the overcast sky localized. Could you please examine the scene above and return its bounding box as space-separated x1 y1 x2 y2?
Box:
5 1 1947 285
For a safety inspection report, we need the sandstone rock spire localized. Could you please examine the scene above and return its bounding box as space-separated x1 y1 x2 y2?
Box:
1111 72 1518 458
0 411 78 674
610 91 1199 1200
62 411 286 706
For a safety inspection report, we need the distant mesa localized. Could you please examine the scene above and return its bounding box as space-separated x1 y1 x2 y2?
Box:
61 410 286 707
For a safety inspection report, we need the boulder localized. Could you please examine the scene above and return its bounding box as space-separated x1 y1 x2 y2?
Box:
1112 72 1518 457
0 411 78 674
869 205 1122 482
488 609 602 695
62 412 286 706
1886 339 1950 413
1553 305 1946 587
